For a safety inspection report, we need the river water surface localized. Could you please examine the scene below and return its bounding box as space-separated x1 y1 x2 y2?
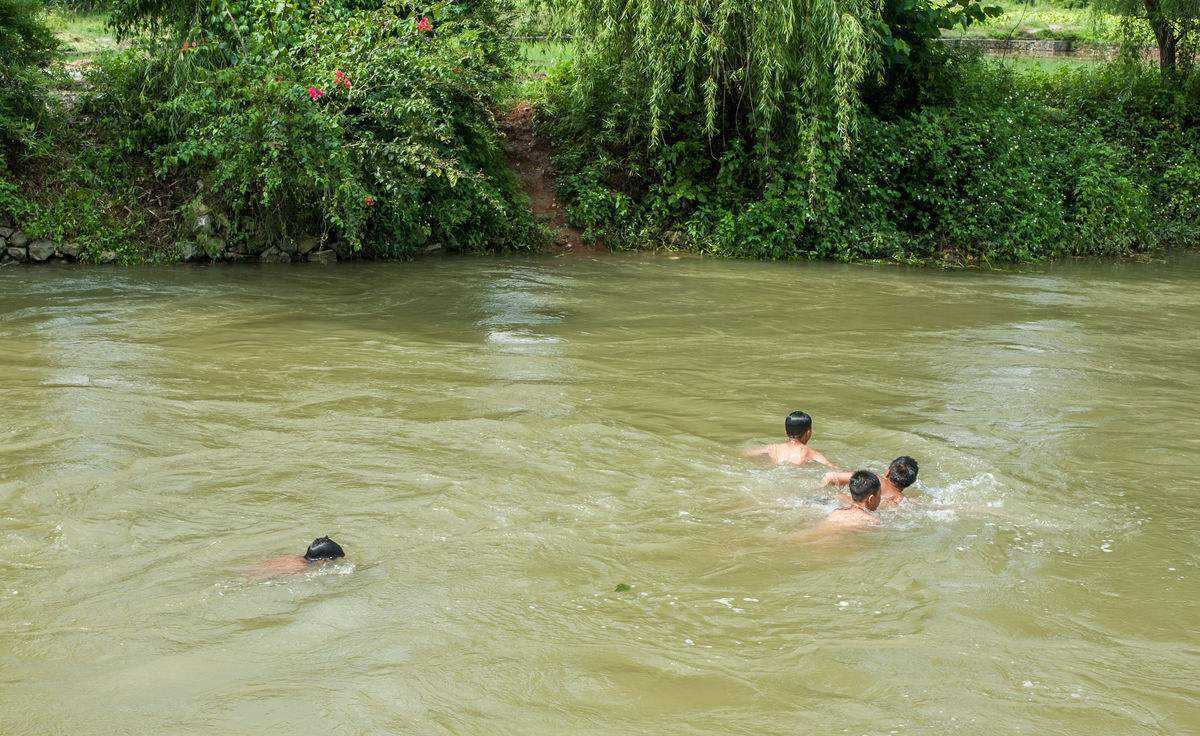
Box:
1 254 1197 735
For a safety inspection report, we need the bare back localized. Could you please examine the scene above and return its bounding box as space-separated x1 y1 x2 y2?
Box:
250 554 311 578
747 441 835 467
787 506 879 543
823 506 880 528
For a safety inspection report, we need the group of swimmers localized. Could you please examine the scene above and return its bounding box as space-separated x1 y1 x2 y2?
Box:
262 409 916 575
745 410 919 531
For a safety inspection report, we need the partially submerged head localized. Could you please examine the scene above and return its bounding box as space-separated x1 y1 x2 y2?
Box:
785 411 813 443
849 470 881 511
304 536 345 562
886 456 919 489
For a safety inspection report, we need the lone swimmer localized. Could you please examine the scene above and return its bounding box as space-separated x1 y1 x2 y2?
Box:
744 411 837 468
823 456 918 507
254 536 346 577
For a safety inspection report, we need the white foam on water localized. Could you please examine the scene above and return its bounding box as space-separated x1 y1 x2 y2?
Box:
713 597 745 613
43 374 91 387
923 472 1003 507
304 561 356 578
486 330 561 346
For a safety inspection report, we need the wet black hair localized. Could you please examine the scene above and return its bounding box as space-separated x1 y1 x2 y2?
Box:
887 456 919 489
849 471 881 502
785 411 813 439
304 536 345 561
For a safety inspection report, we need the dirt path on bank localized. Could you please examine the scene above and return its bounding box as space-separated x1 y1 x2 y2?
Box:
498 102 593 254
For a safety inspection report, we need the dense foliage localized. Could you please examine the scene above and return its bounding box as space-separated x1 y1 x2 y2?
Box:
0 0 57 165
6 0 1199 266
7 0 535 261
546 57 1200 263
559 0 997 166
539 0 1197 264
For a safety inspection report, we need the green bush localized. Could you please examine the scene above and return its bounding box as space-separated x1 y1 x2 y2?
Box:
1161 155 1200 242
80 0 533 256
546 58 1200 263
0 0 57 165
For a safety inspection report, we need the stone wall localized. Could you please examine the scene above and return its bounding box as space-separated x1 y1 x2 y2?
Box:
0 217 456 266
940 37 1075 57
0 227 84 264
0 225 342 266
937 37 1157 62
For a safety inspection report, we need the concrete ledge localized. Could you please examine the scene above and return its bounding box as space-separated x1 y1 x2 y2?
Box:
940 37 1075 56
937 37 1158 61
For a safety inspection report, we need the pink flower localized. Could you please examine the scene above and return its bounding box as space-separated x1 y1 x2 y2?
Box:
363 195 376 207
334 70 351 89
308 86 326 101
416 16 433 33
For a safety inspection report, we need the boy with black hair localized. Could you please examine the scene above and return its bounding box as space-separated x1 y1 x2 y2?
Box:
822 470 882 528
254 536 346 577
744 410 837 468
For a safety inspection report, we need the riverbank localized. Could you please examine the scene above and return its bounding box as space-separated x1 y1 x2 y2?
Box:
4 0 545 266
3 5 1196 267
543 54 1200 265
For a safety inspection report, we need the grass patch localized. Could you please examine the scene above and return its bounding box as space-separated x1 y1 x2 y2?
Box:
501 41 573 103
42 9 119 61
942 0 1121 44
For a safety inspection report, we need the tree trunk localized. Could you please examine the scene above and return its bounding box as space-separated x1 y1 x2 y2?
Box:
1144 0 1178 77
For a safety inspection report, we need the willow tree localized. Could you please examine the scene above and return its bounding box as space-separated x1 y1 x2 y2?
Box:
563 0 998 166
570 0 880 156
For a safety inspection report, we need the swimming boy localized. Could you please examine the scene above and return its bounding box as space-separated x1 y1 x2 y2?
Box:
254 536 346 577
822 456 918 507
821 470 882 528
743 411 837 468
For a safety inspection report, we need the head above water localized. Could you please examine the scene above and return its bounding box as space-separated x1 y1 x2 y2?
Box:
849 470 881 510
886 456 919 489
304 536 345 561
784 411 813 442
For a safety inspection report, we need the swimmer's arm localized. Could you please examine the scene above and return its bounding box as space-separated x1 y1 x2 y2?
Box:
742 445 773 458
822 471 853 487
808 448 839 469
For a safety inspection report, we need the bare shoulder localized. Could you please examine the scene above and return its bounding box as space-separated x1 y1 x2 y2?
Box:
743 443 778 459
250 555 310 578
766 443 791 463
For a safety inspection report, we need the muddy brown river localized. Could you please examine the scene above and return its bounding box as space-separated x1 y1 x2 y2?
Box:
1 254 1197 734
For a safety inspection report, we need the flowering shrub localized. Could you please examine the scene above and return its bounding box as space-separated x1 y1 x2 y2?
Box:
79 0 532 257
